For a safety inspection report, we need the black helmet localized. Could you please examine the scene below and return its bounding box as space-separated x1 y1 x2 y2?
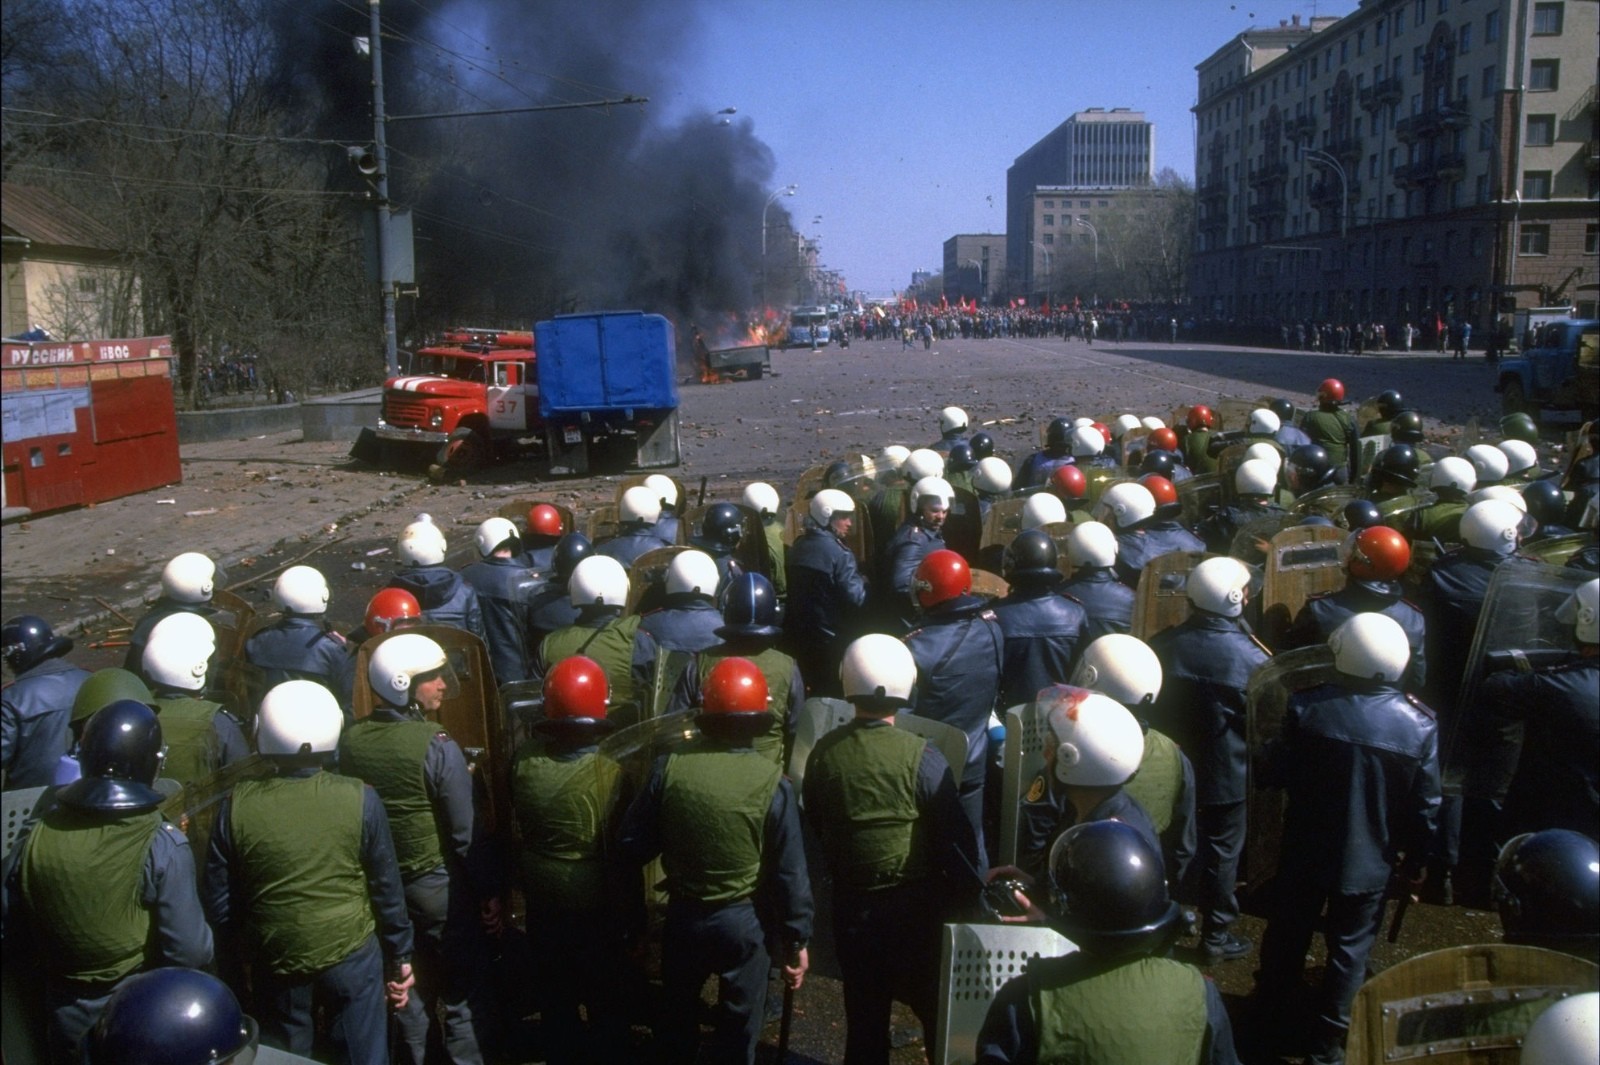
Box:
551 533 594 584
701 503 746 551
1522 479 1567 527
1367 444 1420 490
1299 513 1336 528
1047 820 1183 960
2 614 73 675
59 700 165 813
1376 389 1404 419
823 460 854 488
1390 410 1425 444
1287 444 1334 492
1492 829 1599 958
716 573 782 639
1499 411 1539 444
1045 417 1073 450
1003 529 1063 586
1340 498 1385 531
1269 397 1296 424
1140 451 1174 480
969 431 996 461
86 968 257 1065
946 441 976 473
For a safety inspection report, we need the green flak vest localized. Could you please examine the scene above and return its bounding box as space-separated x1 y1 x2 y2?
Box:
228 773 375 977
1124 727 1183 837
510 743 624 916
804 721 930 892
1303 409 1356 466
762 522 787 597
1184 431 1217 474
1029 954 1208 1063
1411 500 1468 544
18 807 161 984
659 740 781 904
697 646 797 765
542 614 644 708
340 719 445 877
868 487 908 555
153 694 222 785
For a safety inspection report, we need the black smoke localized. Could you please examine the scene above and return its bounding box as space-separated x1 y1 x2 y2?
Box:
266 0 781 336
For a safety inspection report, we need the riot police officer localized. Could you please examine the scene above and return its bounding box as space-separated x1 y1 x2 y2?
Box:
1465 443 1510 489
785 489 869 696
804 635 980 1065
1302 378 1358 482
1197 459 1287 554
1491 828 1598 962
868 448 942 561
1020 492 1066 533
1287 525 1427 688
1047 465 1094 523
1255 613 1439 1065
944 440 977 495
1285 444 1339 497
742 482 787 597
1070 424 1118 470
1360 390 1405 437
3 700 213 1064
968 430 996 463
81 968 256 1065
514 503 566 573
358 588 422 645
931 405 969 453
597 486 672 568
1522 479 1576 541
142 613 249 785
1270 397 1314 449
532 556 660 715
878 475 955 630
526 534 591 647
694 502 748 593
1060 522 1137 640
203 681 414 1065
387 518 486 639
639 550 726 654
1498 438 1542 483
243 565 356 713
1366 443 1424 503
1016 418 1075 488
1182 405 1219 474
991 531 1088 710
459 517 540 685
1410 456 1476 543
123 551 218 676
1110 479 1206 587
53 668 155 787
645 473 683 544
2 614 90 789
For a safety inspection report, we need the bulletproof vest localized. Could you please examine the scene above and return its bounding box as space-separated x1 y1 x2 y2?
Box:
542 614 645 707
510 744 623 915
1302 409 1355 465
1028 954 1208 1063
804 722 930 892
659 740 781 903
867 486 909 559
762 522 788 596
17 806 161 984
339 719 444 876
228 773 375 976
152 694 222 785
1411 500 1467 544
1183 430 1217 474
698 645 796 765
1123 728 1183 836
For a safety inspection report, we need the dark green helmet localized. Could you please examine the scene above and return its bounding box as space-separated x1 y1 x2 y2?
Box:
1499 412 1538 444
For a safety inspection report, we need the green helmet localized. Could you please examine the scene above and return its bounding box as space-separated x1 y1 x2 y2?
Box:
71 667 155 725
1499 412 1538 444
1390 410 1425 444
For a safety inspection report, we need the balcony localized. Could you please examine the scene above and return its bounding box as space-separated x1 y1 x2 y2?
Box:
1394 162 1437 188
1284 115 1317 141
1248 197 1287 222
1359 77 1403 111
1328 136 1364 162
1439 97 1472 129
1250 161 1290 186
1434 151 1466 179
1200 182 1228 206
1309 177 1362 205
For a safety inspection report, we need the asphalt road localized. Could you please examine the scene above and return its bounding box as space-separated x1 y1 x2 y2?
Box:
2 334 1524 1062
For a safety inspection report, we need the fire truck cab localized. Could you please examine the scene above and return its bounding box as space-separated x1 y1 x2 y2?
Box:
374 328 539 468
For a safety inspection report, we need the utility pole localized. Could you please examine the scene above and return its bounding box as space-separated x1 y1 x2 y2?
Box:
369 0 398 378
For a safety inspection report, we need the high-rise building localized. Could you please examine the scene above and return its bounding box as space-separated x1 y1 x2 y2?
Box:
1006 109 1154 298
942 234 1006 305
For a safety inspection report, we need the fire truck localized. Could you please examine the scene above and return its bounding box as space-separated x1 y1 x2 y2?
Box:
361 310 681 476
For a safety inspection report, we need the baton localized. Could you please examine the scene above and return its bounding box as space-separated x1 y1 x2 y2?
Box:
1387 885 1413 943
777 945 800 1061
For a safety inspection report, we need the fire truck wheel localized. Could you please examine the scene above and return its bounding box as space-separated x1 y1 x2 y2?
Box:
441 426 490 472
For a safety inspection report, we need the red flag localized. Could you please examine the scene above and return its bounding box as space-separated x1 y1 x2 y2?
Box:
940 294 948 309
1043 300 1051 314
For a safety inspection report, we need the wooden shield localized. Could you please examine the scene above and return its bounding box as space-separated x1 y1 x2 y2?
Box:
1258 526 1347 649
1132 550 1212 642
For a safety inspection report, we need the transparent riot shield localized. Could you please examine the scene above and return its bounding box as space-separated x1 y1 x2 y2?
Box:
1452 416 1482 453
1290 484 1364 523
499 679 544 753
787 697 855 799
597 709 700 792
1258 526 1347 649
1228 514 1301 569
945 486 984 564
1118 428 1151 470
1217 397 1272 433
1132 550 1212 642
1242 645 1339 897
1355 397 1382 436
1523 532 1592 567
1178 473 1225 528
1046 521 1077 581
1355 434 1390 477
624 545 688 616
980 496 1030 556
1376 488 1437 526
896 713 969 789
1215 443 1253 500
158 753 281 893
1083 467 1123 506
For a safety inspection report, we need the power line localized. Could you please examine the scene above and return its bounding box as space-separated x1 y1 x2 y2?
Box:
6 163 363 199
1 107 354 148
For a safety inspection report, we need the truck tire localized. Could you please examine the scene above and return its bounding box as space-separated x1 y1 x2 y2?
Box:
1500 377 1531 418
746 363 763 381
440 426 491 472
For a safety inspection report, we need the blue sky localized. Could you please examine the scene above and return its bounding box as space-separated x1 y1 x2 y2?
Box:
659 0 1355 294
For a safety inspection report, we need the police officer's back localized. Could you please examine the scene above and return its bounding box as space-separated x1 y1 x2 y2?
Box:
597 486 674 569
142 614 249 785
242 566 356 714
1060 522 1137 640
785 489 868 696
526 534 591 647
638 550 726 654
1 615 90 789
459 517 541 686
990 531 1088 710
123 552 218 677
1286 525 1426 689
532 556 659 716
387 518 486 640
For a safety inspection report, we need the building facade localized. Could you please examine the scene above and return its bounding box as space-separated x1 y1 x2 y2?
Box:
942 234 1006 305
1 183 141 340
1007 109 1154 299
1191 0 1599 335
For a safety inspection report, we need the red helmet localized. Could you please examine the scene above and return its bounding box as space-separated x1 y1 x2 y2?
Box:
364 588 421 637
1317 378 1346 404
526 503 564 539
1345 525 1411 581
542 655 609 724
1049 465 1089 501
913 549 971 609
1138 474 1178 507
1187 405 1216 431
1091 422 1112 445
702 657 770 715
1149 427 1179 453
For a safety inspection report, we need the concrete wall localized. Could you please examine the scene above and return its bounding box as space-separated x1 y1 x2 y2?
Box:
301 389 382 442
176 403 300 443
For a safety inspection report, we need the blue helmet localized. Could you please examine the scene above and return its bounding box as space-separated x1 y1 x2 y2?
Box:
58 700 165 813
2 614 72 675
86 968 256 1064
716 573 781 639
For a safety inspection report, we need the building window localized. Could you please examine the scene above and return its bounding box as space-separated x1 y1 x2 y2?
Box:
1376 20 1385 45
1528 60 1558 91
76 275 97 296
1476 174 1490 202
1532 3 1564 35
1369 154 1379 178
1485 9 1500 42
1470 229 1484 257
1413 45 1425 75
1079 200 1090 208
1043 199 1055 208
1458 22 1471 53
1043 214 1055 226
1448 181 1461 208
1586 224 1599 255
1522 171 1552 199
1042 233 1054 246
1482 65 1497 96
1436 0 1447 12
1341 40 1349 63
1526 114 1555 146
1414 0 1426 27
1519 225 1550 255
1456 74 1469 100
1098 200 1108 208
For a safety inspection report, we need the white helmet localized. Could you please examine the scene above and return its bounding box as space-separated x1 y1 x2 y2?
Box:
1112 414 1142 440
569 555 630 608
939 406 969 435
1469 484 1528 512
911 476 955 509
1070 426 1107 458
1461 499 1525 554
1556 579 1600 645
1141 416 1166 431
474 516 520 558
161 552 216 604
143 613 216 691
1328 612 1409 683
1235 458 1279 497
809 488 856 527
1464 443 1510 484
1072 416 1095 428
1248 408 1282 435
1497 439 1537 477
742 481 780 517
400 519 447 567
876 445 910 483
973 456 1013 495
1044 687 1145 787
840 634 917 705
1243 441 1283 471
1187 556 1251 617
367 631 448 708
665 550 719 597
1428 456 1477 494
273 565 329 616
644 473 679 508
619 485 662 524
256 679 343 756
1521 993 1598 1065
1021 492 1068 530
1066 521 1119 568
1070 634 1162 708
1093 482 1156 529
904 448 945 482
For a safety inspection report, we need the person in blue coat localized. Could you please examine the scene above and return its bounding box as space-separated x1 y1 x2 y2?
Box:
459 518 540 686
387 518 485 640
2 615 91 789
1059 522 1136 640
990 531 1087 710
243 566 356 716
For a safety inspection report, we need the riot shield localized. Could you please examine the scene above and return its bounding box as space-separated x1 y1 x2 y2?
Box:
1118 428 1151 470
944 486 984 564
1523 532 1592 567
792 463 830 508
787 697 855 799
1216 397 1271 433
1376 488 1437 526
1228 514 1301 568
1452 416 1482 453
1345 943 1599 1065
1355 397 1382 435
1402 539 1442 601
678 503 772 579
499 679 544 752
495 500 578 542
896 713 969 789
1178 473 1225 528
1132 550 1212 642
596 709 700 792
969 569 1010 602
614 473 687 512
585 503 619 544
1355 434 1390 477
1290 484 1364 523
624 545 688 616
1083 467 1123 506
1243 646 1339 897
1046 522 1077 581
1258 526 1347 649
1215 443 1252 500
980 496 1030 555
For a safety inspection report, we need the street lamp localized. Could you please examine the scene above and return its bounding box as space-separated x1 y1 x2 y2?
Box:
1075 219 1099 305
1300 146 1348 241
760 184 797 312
1029 241 1052 306
963 259 985 305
